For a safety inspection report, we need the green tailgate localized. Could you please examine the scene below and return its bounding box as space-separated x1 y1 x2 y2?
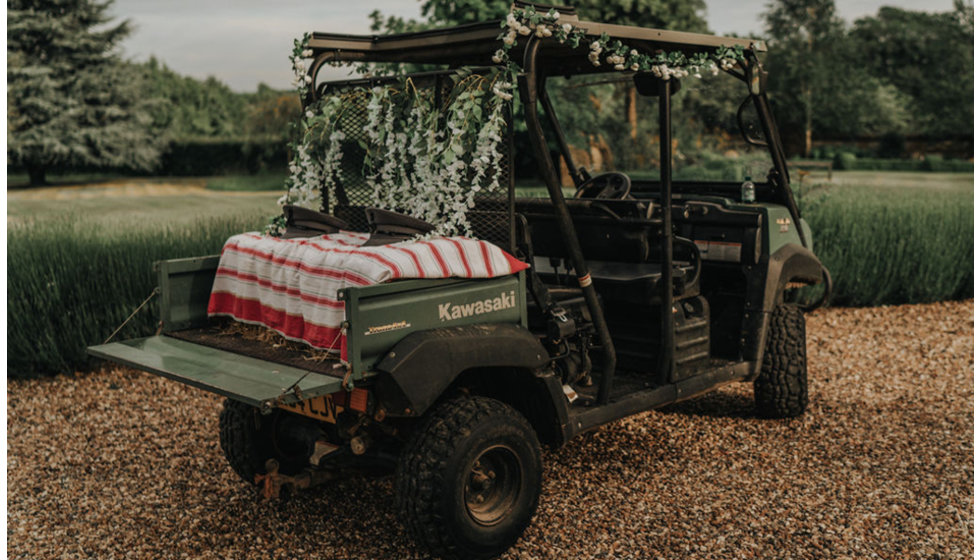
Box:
88 335 343 407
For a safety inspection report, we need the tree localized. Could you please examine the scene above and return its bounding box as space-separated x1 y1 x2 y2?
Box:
762 0 846 156
417 0 708 31
851 4 973 137
7 0 166 185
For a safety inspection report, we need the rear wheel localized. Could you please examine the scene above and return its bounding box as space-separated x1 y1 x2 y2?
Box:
395 397 542 560
755 304 809 418
218 399 309 483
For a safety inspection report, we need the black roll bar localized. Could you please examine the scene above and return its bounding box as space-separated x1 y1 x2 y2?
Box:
658 78 676 384
518 37 617 404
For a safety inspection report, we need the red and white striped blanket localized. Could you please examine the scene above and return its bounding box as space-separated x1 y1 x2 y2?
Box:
207 231 528 352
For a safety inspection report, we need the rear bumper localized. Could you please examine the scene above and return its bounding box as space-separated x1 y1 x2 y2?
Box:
87 335 345 408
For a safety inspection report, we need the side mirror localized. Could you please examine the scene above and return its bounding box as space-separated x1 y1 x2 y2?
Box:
633 74 681 97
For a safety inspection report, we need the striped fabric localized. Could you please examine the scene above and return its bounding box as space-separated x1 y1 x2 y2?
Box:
207 231 529 352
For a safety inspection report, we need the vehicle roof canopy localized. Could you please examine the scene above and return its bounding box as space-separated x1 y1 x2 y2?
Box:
306 5 765 76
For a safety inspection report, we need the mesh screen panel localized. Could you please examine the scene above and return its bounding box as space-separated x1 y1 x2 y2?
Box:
316 71 514 252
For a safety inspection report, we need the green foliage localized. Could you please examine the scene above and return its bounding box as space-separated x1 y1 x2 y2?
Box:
138 60 301 140
763 0 910 149
801 176 973 306
833 153 857 170
765 1 973 152
443 0 709 30
7 0 168 185
851 4 974 137
8 215 267 377
160 138 287 176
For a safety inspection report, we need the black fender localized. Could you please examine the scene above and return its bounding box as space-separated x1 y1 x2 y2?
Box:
762 244 829 312
372 323 551 417
743 243 831 377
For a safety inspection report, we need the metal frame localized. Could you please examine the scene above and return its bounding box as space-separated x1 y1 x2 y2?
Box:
300 11 810 406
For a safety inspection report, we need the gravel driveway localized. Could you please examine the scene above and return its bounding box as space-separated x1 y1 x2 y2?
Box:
8 300 973 559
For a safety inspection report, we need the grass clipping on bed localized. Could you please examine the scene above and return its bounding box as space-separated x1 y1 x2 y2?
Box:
215 320 337 363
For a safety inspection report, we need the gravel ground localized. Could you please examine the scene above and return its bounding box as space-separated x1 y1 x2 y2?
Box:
8 300 973 559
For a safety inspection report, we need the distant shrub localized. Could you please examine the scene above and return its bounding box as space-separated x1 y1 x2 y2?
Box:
833 152 858 170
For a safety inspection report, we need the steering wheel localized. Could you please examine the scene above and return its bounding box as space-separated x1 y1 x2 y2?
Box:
573 172 632 200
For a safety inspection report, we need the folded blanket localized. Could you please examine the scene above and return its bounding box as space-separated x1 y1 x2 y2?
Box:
207 231 529 352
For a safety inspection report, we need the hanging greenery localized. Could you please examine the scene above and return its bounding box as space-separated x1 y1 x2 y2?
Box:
268 39 510 237
269 8 747 237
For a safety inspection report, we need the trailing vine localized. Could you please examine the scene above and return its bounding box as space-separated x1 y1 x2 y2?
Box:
269 38 510 237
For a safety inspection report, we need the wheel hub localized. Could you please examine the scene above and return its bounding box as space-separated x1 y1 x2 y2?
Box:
464 445 522 526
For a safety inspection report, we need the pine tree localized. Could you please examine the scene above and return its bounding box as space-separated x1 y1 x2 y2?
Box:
8 0 166 185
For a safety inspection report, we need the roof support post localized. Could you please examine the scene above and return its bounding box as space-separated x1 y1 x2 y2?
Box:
744 53 808 248
518 37 617 404
658 78 676 384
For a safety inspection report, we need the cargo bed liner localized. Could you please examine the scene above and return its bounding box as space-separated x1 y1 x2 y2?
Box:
166 323 344 377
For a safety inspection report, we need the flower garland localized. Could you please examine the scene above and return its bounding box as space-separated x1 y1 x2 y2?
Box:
493 6 745 80
268 36 511 238
360 73 510 237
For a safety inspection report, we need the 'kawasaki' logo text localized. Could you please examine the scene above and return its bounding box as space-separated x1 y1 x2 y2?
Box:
438 291 516 321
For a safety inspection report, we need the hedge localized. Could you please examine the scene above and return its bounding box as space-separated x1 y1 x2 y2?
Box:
159 137 288 176
828 154 973 172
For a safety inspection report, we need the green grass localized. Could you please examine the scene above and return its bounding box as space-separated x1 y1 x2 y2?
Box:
205 171 287 192
8 187 279 226
8 186 281 377
799 171 973 306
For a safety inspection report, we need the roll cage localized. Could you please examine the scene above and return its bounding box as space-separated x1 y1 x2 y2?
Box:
301 2 807 405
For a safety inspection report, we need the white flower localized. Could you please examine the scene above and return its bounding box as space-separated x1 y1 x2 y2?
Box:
305 110 314 119
518 25 531 36
492 49 504 64
301 49 313 57
614 64 625 70
303 75 312 84
503 31 517 45
590 41 601 51
506 13 518 28
630 63 639 71
630 49 638 56
562 23 572 33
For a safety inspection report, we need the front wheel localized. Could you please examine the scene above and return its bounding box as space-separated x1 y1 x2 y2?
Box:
395 397 542 560
754 304 809 418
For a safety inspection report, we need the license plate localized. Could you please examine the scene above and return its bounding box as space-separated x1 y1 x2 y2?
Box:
278 394 344 423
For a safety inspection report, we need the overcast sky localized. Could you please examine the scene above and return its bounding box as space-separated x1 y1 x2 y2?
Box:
109 0 957 92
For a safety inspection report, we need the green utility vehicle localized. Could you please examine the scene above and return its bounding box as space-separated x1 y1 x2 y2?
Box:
90 4 831 559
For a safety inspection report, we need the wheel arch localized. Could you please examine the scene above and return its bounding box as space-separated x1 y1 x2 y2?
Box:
446 366 569 448
372 324 565 444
